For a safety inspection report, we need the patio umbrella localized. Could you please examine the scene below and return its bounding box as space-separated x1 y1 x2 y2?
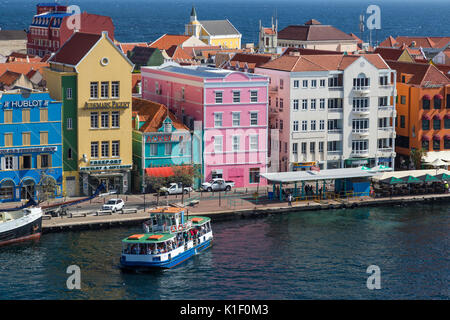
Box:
380 177 405 185
370 165 393 172
416 174 440 183
405 175 422 184
435 172 450 181
359 166 371 171
431 158 447 167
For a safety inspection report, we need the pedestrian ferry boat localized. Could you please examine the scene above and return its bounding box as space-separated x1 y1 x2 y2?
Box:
0 207 43 246
120 207 213 269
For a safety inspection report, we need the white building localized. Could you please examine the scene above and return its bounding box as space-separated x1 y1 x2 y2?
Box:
255 51 397 171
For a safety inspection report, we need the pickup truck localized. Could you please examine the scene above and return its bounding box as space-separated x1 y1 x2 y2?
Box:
159 183 193 195
201 179 235 192
102 198 125 212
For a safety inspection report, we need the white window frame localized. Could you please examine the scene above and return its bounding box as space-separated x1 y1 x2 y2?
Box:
232 135 240 151
232 112 240 127
250 112 258 126
249 135 258 151
214 136 223 153
214 112 223 127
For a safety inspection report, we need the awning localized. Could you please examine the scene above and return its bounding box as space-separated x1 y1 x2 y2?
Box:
145 166 192 178
380 177 405 185
416 174 440 183
422 135 430 141
422 114 431 120
433 134 441 141
422 94 431 100
405 175 422 184
433 114 442 120
434 94 443 100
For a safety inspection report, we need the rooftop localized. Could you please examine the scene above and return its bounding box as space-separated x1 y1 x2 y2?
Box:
149 34 191 50
278 20 356 42
199 19 241 36
49 32 102 66
261 168 377 183
386 60 450 86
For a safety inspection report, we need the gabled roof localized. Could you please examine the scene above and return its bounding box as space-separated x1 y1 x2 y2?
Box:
128 46 161 65
0 70 22 86
229 53 272 66
132 97 188 133
149 34 191 50
49 32 102 66
374 47 406 61
166 45 193 61
118 42 149 55
278 21 355 41
199 19 241 36
386 60 450 86
0 62 49 78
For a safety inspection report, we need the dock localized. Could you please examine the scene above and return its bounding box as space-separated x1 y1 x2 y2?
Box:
41 193 450 233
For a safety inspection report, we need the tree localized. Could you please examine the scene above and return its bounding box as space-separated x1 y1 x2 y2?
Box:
410 148 427 170
36 172 58 203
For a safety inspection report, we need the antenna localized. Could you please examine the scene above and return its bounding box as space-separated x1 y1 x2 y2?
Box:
359 13 365 43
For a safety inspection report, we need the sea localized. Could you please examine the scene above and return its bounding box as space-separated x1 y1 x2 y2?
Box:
0 203 448 299
0 0 449 46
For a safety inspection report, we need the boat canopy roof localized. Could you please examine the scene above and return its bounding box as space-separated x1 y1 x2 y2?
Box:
188 216 211 226
149 207 185 215
122 233 175 244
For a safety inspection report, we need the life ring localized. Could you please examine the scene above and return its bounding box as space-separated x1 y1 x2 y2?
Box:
178 224 184 231
170 225 177 232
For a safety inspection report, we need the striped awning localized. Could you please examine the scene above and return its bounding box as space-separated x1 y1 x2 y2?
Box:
422 94 431 100
434 94 443 100
433 114 442 120
422 135 430 141
433 134 441 141
422 114 431 120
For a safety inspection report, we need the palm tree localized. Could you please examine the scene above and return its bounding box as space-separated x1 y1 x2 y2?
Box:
410 148 428 170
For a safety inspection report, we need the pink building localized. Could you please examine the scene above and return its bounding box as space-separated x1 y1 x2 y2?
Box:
141 62 269 187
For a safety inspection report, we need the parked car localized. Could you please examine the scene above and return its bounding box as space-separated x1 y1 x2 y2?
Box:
201 178 235 192
159 183 193 195
102 198 125 212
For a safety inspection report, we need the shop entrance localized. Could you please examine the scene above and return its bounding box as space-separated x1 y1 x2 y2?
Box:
21 179 35 200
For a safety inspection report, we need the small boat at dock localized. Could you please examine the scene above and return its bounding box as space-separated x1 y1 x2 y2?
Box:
120 207 213 269
0 207 43 246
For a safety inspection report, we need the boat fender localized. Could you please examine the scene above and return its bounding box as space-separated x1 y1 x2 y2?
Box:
170 225 177 233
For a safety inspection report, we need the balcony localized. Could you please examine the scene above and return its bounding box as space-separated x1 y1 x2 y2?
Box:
352 128 370 137
351 149 369 157
352 106 370 115
352 86 370 95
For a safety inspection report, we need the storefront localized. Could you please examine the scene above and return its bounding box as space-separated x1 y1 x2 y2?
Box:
344 158 375 168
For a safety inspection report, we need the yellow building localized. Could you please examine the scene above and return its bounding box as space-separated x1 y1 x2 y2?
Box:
44 31 134 196
185 6 242 49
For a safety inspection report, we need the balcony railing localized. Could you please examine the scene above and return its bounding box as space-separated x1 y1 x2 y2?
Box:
352 86 370 95
351 149 369 156
352 106 370 114
352 128 369 134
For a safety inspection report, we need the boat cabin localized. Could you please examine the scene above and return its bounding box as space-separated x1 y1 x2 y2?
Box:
144 207 191 233
122 233 178 256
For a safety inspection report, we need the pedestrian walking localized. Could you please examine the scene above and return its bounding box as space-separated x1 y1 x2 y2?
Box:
287 193 293 207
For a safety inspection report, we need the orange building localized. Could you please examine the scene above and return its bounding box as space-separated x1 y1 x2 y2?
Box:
386 61 450 167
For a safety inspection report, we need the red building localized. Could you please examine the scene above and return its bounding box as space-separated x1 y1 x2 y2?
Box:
27 3 114 57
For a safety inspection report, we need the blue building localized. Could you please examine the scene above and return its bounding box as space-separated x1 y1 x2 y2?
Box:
0 90 63 203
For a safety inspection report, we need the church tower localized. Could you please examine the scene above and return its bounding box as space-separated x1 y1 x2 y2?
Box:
258 17 278 53
185 5 201 38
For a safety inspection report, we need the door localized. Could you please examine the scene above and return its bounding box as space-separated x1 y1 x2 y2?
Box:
66 177 76 197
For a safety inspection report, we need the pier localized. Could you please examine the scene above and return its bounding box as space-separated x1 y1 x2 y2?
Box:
41 192 450 233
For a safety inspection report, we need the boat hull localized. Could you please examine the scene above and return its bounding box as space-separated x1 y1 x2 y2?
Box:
0 216 42 247
120 239 212 269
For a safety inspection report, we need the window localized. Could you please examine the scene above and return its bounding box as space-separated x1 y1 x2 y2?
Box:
400 115 405 128
214 113 222 127
111 111 119 128
422 97 430 109
278 98 283 111
4 133 13 147
301 120 307 131
249 168 260 183
101 141 109 157
433 119 441 130
445 138 450 149
250 112 258 126
311 80 317 88
422 119 430 130
328 119 340 131
91 142 99 158
181 87 185 101
302 80 308 88
319 120 325 131
22 155 32 169
40 154 50 168
233 91 240 103
67 148 73 160
445 117 450 129
353 98 369 111
279 79 284 89
311 120 316 131
378 96 388 107
328 98 342 109
165 143 172 155
232 112 240 126
90 112 98 128
400 96 406 104
328 75 342 87
66 88 72 100
214 136 223 152
101 82 109 98
111 81 119 98
293 80 299 88
215 91 223 103
22 132 31 146
379 75 389 85
4 156 14 170
302 99 307 110
293 99 299 111
279 120 283 131
150 144 158 156
101 112 109 128
352 119 369 132
378 138 393 149
40 131 48 145
250 91 258 102
67 118 73 130
3 110 12 123
319 98 325 109
310 99 316 110
155 82 159 95
433 139 440 150
112 141 119 157
250 135 258 151
293 121 299 131
319 141 324 152
353 75 369 88
434 96 442 109
90 82 98 99
422 140 429 150
292 143 298 154
22 109 30 122
319 79 326 87
301 142 307 154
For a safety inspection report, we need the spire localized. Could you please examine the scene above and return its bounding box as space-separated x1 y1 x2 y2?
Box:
190 5 197 20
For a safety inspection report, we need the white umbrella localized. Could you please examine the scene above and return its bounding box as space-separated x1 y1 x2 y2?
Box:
431 158 446 167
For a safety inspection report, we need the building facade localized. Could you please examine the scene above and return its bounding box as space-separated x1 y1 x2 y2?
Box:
255 52 397 171
141 63 269 187
27 3 114 57
0 90 63 203
44 31 134 196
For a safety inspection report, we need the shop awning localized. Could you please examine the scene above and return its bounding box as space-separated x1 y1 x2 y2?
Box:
405 175 422 184
434 94 443 100
416 174 440 183
422 135 430 141
422 94 431 100
380 177 405 185
145 166 191 178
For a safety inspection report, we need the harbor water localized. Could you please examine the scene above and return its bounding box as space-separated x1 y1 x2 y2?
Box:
0 203 448 299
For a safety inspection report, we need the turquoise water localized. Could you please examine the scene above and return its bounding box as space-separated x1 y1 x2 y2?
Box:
0 203 448 299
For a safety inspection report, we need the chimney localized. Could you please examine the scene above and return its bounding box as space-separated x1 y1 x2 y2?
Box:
289 51 300 56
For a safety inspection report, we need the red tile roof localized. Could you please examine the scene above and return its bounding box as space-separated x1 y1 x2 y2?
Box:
0 62 49 77
380 36 450 49
118 42 149 55
0 70 22 86
386 60 450 86
149 34 191 50
230 53 272 66
49 32 102 66
278 21 355 41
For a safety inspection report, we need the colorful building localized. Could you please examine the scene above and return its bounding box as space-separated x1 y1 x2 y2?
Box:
27 3 114 57
141 62 269 187
131 97 193 192
0 89 63 203
44 31 134 196
385 60 450 167
185 6 242 49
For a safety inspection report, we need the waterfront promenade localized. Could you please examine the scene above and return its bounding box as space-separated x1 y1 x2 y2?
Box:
38 191 450 233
